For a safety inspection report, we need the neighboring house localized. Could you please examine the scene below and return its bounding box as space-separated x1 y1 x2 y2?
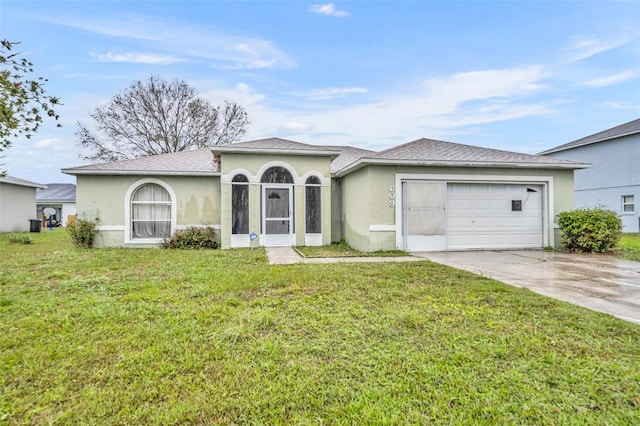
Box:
539 118 640 233
36 183 77 227
62 137 587 251
0 176 46 233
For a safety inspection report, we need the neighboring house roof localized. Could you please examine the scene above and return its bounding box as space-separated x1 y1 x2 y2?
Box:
36 183 76 202
538 118 640 155
62 148 218 176
334 138 589 177
0 175 46 188
62 137 589 178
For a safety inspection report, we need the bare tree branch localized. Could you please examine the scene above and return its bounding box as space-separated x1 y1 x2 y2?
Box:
77 75 250 162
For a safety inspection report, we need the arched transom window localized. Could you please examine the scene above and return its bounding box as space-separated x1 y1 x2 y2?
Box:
131 183 171 239
260 166 294 184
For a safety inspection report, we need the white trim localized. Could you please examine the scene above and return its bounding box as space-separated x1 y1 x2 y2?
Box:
124 178 177 245
96 225 125 232
175 224 221 230
221 168 254 184
261 184 295 246
304 234 323 246
300 170 331 186
335 158 588 178
394 173 555 250
63 169 218 177
369 224 395 232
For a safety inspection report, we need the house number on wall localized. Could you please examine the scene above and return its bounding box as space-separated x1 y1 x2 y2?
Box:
388 185 396 207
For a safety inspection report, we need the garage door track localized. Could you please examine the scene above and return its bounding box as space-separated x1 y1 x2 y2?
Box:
413 250 640 325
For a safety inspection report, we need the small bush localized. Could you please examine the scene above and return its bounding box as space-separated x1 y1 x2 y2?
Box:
67 216 99 248
8 234 32 245
557 207 622 253
162 227 218 249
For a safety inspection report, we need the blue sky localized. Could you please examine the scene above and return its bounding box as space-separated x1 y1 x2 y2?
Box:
2 0 639 184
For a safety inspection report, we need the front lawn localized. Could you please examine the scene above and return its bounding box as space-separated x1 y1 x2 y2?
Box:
1 230 639 424
618 233 640 261
296 239 408 258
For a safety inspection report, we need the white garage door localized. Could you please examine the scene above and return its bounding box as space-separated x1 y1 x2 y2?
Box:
446 183 543 250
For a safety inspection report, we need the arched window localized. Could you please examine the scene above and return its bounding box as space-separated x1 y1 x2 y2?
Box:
305 176 321 234
131 183 171 239
232 174 249 234
260 166 294 184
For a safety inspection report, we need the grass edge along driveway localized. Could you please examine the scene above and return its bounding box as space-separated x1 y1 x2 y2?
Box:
1 230 639 425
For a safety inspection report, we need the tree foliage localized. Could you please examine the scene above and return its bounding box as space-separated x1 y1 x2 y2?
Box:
0 40 61 174
77 76 249 162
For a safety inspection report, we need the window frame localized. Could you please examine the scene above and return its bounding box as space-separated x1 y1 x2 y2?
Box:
305 175 322 234
124 178 177 244
231 174 250 235
622 195 635 213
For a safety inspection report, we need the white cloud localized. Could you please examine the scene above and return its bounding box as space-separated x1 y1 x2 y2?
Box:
562 36 630 62
279 122 314 132
43 15 297 70
309 3 349 17
91 51 185 65
232 66 553 150
301 87 368 100
581 70 640 87
601 101 640 110
421 66 547 113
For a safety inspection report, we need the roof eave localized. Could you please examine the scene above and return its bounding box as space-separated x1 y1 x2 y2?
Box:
334 158 590 177
539 129 640 155
62 169 219 177
211 147 340 159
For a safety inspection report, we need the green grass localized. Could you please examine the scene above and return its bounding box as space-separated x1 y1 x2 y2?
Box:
296 239 408 258
1 230 639 424
617 233 640 261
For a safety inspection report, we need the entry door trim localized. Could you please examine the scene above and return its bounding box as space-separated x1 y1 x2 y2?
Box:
261 184 294 247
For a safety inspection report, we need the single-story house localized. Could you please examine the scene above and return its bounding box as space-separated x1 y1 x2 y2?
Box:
62 137 588 251
0 175 46 233
36 183 77 227
539 118 640 233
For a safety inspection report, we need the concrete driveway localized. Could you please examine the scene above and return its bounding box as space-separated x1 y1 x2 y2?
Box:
412 250 640 325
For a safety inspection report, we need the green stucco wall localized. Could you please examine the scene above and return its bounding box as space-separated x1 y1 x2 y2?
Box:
75 175 220 247
340 165 576 251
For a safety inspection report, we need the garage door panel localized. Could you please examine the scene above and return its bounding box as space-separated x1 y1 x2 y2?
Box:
446 183 543 250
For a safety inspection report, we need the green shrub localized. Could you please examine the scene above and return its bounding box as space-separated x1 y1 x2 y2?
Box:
557 207 622 253
67 216 99 248
162 226 218 249
8 234 32 244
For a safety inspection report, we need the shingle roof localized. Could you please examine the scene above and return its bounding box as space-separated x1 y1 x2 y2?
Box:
0 175 46 188
36 183 76 202
365 138 585 168
320 145 377 174
538 118 640 155
213 137 340 157
62 148 218 176
62 137 588 178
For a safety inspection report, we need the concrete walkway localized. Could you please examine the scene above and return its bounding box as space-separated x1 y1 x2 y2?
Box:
265 246 421 265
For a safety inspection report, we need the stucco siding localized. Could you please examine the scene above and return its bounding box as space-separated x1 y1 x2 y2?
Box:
0 183 37 233
544 135 639 232
340 168 371 251
76 175 220 247
575 186 640 232
340 165 575 251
